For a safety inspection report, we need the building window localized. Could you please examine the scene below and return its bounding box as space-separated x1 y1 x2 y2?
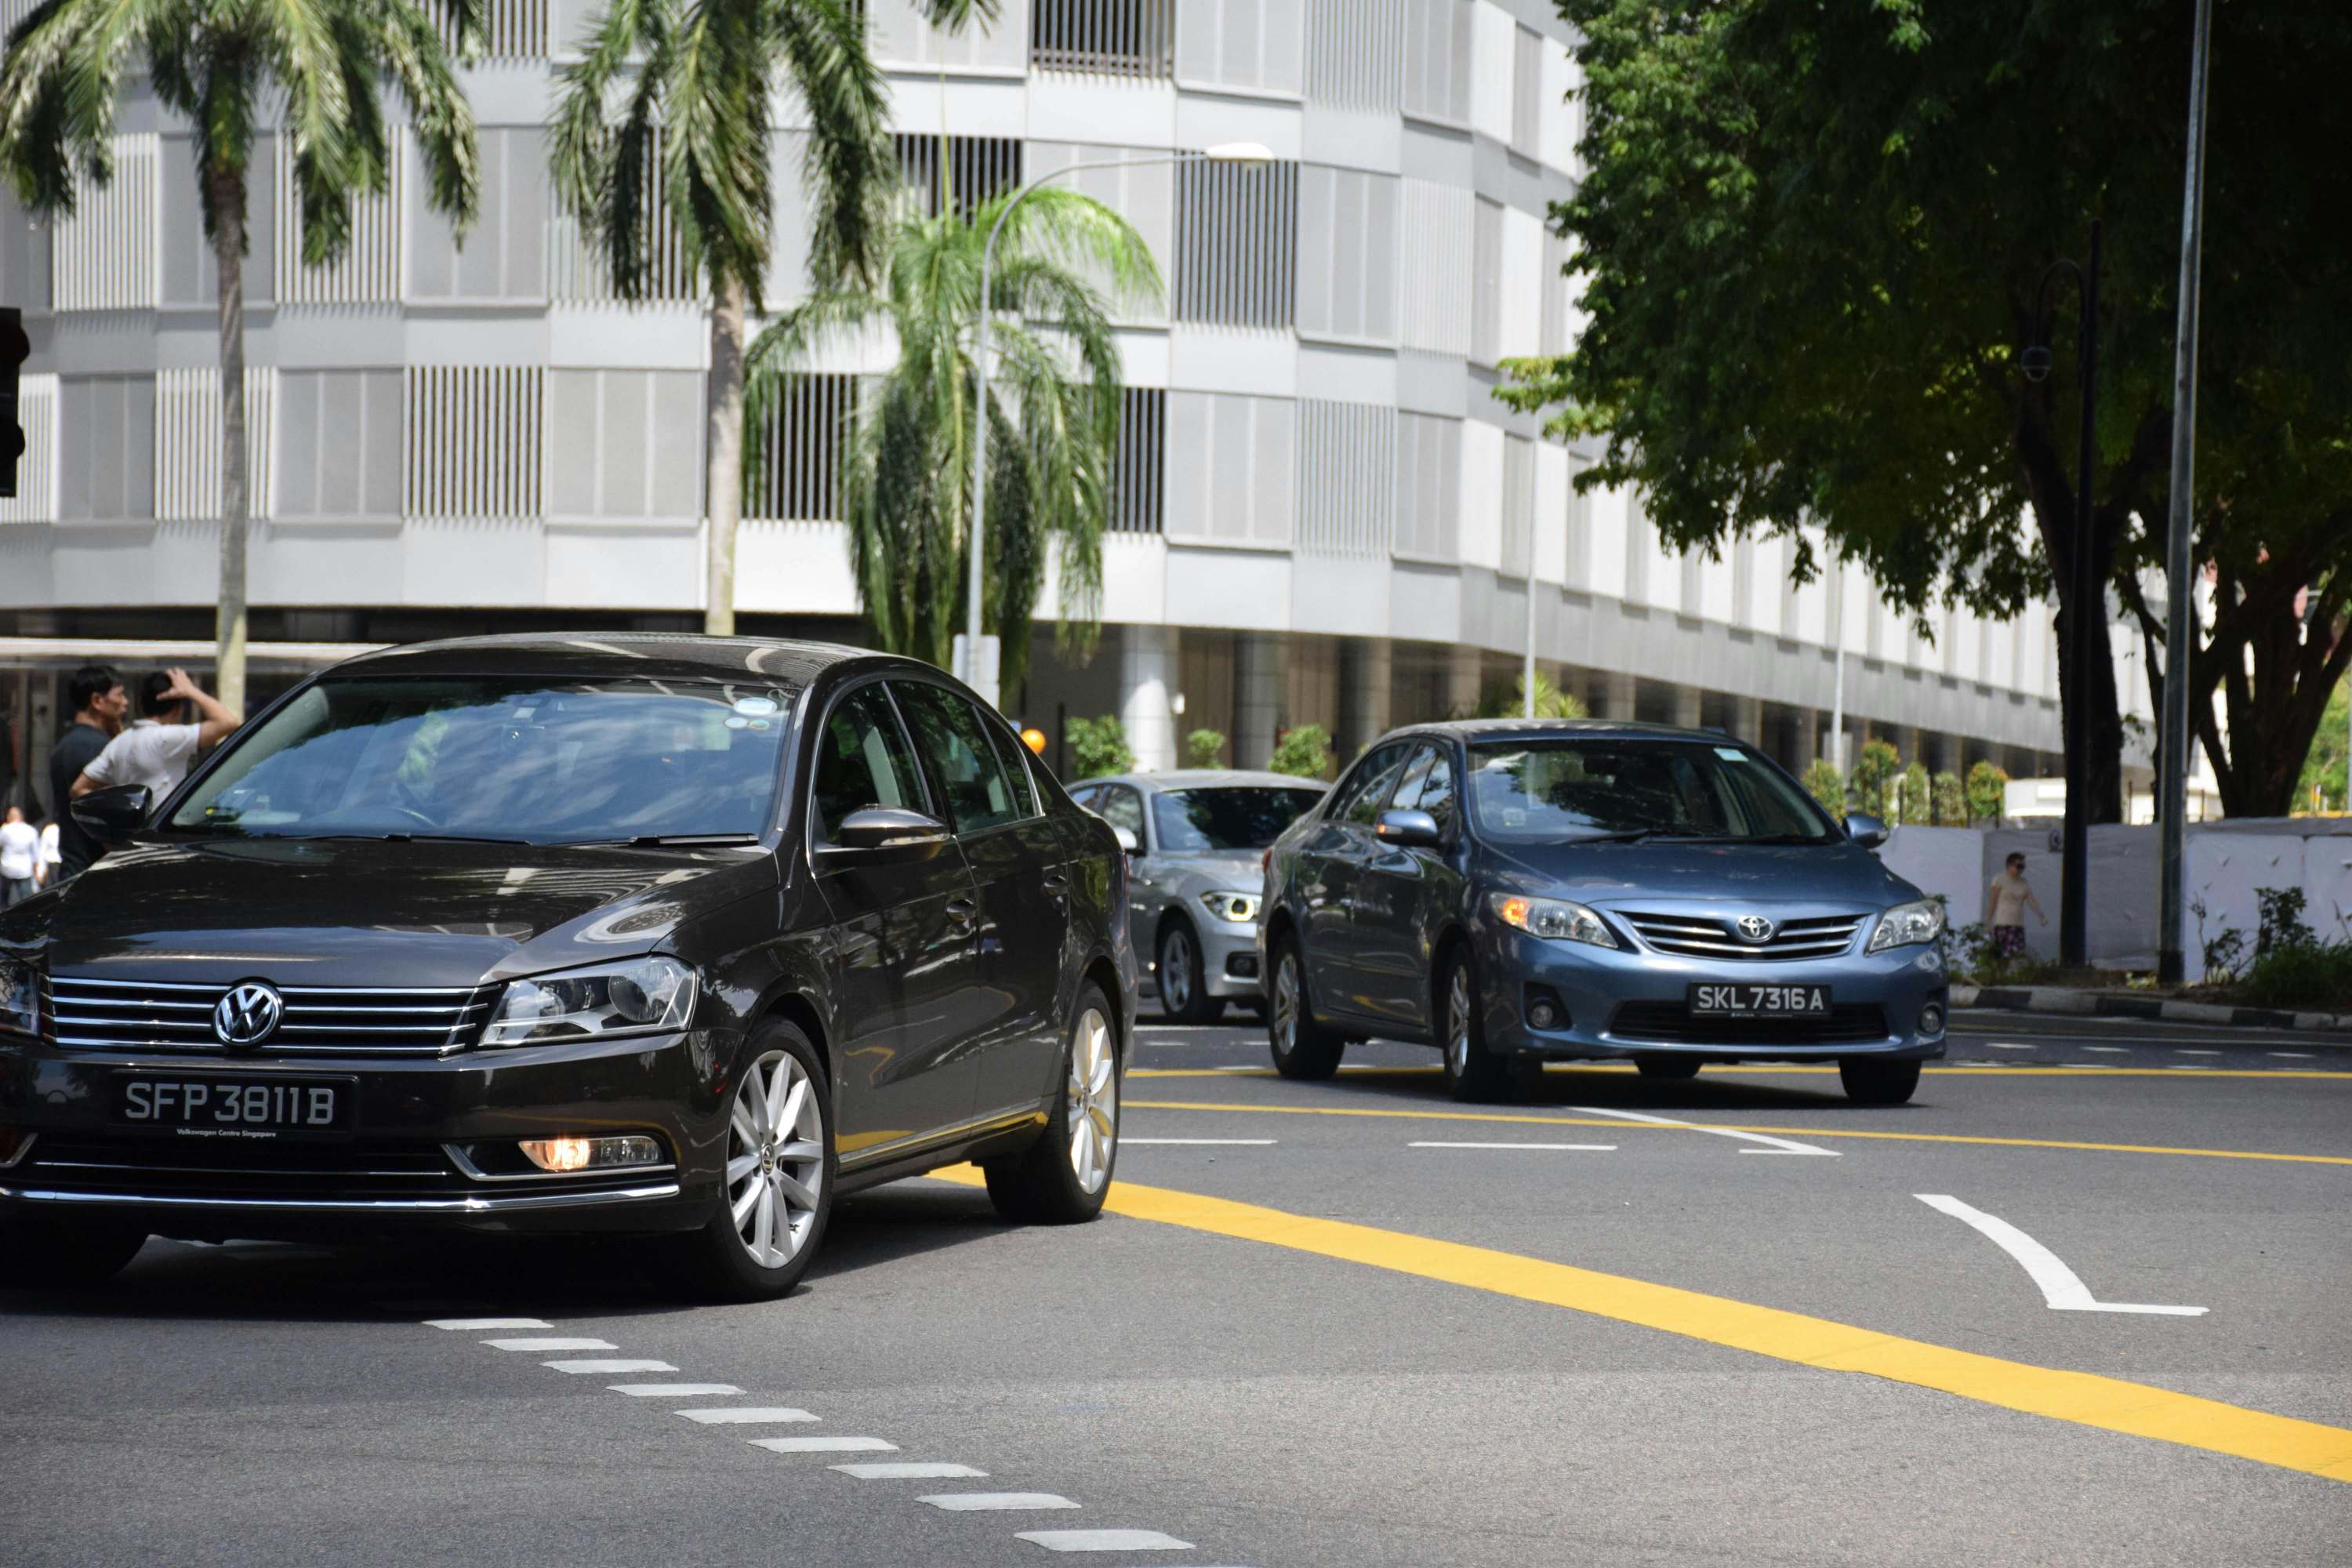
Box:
277 370 402 520
1110 387 1166 534
1296 165 1398 344
1175 158 1297 329
549 369 704 521
410 128 548 303
746 372 860 523
1165 391 1294 546
1030 0 1174 77
1402 0 1471 124
1512 25 1544 158
892 134 1024 220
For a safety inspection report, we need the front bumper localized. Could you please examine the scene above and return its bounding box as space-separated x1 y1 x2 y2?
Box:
0 1028 729 1240
1476 924 1949 1063
1196 919 1264 1000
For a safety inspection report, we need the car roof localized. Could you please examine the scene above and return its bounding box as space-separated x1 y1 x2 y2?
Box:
1069 769 1330 793
1378 717 1740 746
327 633 927 692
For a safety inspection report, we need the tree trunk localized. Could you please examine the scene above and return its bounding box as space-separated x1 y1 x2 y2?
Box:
209 167 249 713
704 274 747 637
2017 421 2127 826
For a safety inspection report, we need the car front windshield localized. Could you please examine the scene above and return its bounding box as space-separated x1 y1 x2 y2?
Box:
1152 787 1327 853
168 676 793 844
1465 738 1835 844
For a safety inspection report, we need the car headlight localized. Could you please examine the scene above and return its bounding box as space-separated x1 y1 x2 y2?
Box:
1200 891 1258 924
0 956 40 1037
1490 893 1618 949
1866 898 1946 953
481 956 695 1047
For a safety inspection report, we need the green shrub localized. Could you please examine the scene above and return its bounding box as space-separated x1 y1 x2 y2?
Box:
1896 760 1932 826
1065 716 1134 779
1268 724 1334 779
1476 671 1588 720
1931 771 1965 826
2232 939 2352 1011
1184 728 1227 768
1802 760 1847 815
1964 760 2009 826
1850 739 1900 818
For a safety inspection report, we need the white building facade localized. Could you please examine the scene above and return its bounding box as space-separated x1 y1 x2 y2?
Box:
0 0 2073 796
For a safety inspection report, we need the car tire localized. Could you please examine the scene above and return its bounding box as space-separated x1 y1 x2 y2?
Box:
1839 1057 1922 1106
0 1217 147 1288
1156 921 1223 1025
985 983 1120 1225
675 1018 834 1303
1266 934 1345 1080
1439 947 1535 1104
1634 1054 1702 1082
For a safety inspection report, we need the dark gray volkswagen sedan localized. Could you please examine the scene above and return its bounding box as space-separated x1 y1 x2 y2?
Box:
0 635 1136 1300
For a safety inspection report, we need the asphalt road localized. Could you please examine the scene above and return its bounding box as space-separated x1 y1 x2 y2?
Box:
6 1012 2348 1566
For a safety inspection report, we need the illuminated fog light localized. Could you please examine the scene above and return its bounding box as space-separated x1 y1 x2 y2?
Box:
518 1134 664 1174
1918 1004 1946 1036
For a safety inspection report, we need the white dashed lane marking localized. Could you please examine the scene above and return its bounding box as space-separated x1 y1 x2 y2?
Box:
833 1462 989 1480
482 1337 615 1352
423 1317 550 1330
2270 1051 2316 1059
1986 1043 2037 1051
544 1359 678 1374
920 1494 1080 1512
1409 1141 1617 1152
2177 1049 2223 1056
609 1382 742 1396
1119 1138 1276 1146
677 1407 817 1425
1018 1529 1196 1552
749 1436 898 1454
2081 1046 2129 1053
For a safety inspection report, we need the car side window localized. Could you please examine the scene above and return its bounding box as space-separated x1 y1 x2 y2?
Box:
810 684 927 843
1388 746 1438 814
1094 786 1145 842
894 682 1019 834
1068 786 1098 812
1339 746 1410 827
985 722 1041 818
1415 746 1459 834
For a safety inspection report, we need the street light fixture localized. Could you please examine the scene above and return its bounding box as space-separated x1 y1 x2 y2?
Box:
958 141 1276 709
2024 220 2102 971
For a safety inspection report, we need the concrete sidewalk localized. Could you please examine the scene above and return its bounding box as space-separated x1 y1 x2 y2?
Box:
1954 983 2352 1036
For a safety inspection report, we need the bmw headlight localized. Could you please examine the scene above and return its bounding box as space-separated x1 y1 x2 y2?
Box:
0 956 40 1037
482 956 695 1047
1490 893 1618 949
1200 890 1258 924
1866 898 1946 953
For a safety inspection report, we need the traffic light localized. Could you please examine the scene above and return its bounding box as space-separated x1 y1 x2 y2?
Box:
0 307 26 500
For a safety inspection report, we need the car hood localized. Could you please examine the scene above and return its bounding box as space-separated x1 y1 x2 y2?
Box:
1481 838 1918 909
13 837 778 987
1150 850 1268 891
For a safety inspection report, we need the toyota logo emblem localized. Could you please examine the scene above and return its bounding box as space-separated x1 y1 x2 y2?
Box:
1735 915 1776 943
212 982 284 1049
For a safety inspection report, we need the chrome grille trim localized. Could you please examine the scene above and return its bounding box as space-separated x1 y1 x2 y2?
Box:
1621 913 1869 963
49 975 495 1056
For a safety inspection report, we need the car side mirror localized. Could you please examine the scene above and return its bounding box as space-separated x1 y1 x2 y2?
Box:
1844 813 1889 850
1111 825 1140 855
826 807 950 859
1376 808 1443 848
71 783 151 845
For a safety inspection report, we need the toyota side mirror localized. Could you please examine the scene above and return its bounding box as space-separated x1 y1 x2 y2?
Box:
71 783 151 845
1111 825 1140 855
1376 808 1443 848
1844 813 1889 850
825 807 950 859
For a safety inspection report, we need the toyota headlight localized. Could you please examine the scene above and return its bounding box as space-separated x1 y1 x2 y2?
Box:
1200 890 1258 924
481 956 695 1047
1490 893 1618 949
1866 898 1946 953
0 956 40 1037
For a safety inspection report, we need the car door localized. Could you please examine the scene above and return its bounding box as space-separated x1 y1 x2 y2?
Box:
1353 741 1464 1031
892 681 1069 1120
807 680 985 1162
1299 743 1412 1020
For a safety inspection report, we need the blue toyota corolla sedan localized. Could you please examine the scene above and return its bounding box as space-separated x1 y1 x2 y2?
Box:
1258 719 1947 1105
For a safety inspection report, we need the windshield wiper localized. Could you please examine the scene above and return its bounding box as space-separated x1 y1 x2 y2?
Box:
1569 828 1665 844
354 831 532 846
593 833 766 848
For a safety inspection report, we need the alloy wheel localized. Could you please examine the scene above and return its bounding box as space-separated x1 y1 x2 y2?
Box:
726 1049 825 1270
1066 1006 1118 1195
1161 928 1194 1013
1272 952 1301 1051
1446 964 1472 1078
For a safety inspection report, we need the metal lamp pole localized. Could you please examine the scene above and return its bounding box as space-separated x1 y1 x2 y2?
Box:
961 141 1272 710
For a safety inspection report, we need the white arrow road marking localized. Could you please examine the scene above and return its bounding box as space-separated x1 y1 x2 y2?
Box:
1915 1194 2208 1316
608 1383 742 1397
748 1436 897 1454
918 1493 1080 1512
544 1359 678 1374
423 1317 550 1330
832 1462 989 1480
1569 1104 1837 1156
676 1407 817 1425
482 1338 614 1352
1017 1530 1196 1553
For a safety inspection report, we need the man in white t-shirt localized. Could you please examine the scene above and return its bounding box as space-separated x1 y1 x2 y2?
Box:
73 667 244 810
0 806 39 906
35 818 59 888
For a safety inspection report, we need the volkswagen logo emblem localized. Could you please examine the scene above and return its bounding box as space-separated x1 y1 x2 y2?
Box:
212 982 284 1049
1735 915 1776 944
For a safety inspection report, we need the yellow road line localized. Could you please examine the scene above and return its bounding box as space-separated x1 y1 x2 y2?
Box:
1131 1065 2352 1081
927 1166 2352 1485
1123 1098 2352 1168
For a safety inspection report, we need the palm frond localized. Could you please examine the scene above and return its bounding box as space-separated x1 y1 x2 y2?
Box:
770 0 890 289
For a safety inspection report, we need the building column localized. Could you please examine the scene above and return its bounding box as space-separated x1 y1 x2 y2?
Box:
1799 707 1824 766
1120 625 1178 774
1338 637 1393 764
1233 633 1283 770
1599 671 1638 720
1445 646 1484 719
1671 684 1704 730
1731 694 1764 747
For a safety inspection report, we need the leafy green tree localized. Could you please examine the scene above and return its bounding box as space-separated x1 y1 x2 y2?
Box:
554 0 987 637
1476 670 1589 720
0 0 482 713
1965 760 2011 826
1268 724 1334 781
1184 728 1226 768
1932 771 1966 827
1505 0 2352 819
1897 761 1933 826
1802 759 1846 816
1849 739 1901 820
2295 676 2347 815
1065 716 1132 780
742 185 1157 694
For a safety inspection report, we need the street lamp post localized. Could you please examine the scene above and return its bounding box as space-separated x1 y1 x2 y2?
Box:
960 141 1272 710
2024 220 2102 971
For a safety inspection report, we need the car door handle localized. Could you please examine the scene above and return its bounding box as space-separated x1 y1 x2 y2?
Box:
946 897 977 932
1041 871 1069 906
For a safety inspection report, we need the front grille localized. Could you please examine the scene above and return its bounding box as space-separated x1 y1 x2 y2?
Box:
49 976 494 1057
1621 911 1868 961
1607 1001 1891 1046
25 1134 466 1202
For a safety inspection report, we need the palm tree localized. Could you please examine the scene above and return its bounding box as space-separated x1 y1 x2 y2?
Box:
741 186 1159 694
0 0 481 714
552 0 986 637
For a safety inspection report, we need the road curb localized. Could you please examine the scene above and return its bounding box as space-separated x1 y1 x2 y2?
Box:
1952 984 2352 1035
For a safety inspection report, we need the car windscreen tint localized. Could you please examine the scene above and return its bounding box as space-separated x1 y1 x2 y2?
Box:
1152 788 1327 852
169 677 791 844
1465 739 1834 844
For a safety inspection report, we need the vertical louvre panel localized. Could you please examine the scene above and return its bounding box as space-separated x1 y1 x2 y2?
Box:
1399 179 1472 355
405 366 543 519
1403 0 1471 123
0 191 49 314
1392 411 1460 561
1175 0 1301 93
1026 143 1174 325
892 134 1024 220
410 128 548 303
1511 25 1544 155
52 133 158 311
1305 0 1402 108
0 373 57 523
1175 159 1297 328
435 0 546 56
1165 391 1294 546
1029 0 1171 76
277 143 402 303
548 129 695 302
1296 165 1397 344
1470 197 1503 365
745 373 859 522
1298 401 1394 559
1110 387 1166 534
154 368 274 522
1501 433 1535 577
57 376 154 518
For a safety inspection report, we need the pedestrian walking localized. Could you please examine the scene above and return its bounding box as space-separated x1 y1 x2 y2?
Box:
1984 851 2047 964
72 667 243 809
34 815 58 889
0 806 37 906
47 663 125 882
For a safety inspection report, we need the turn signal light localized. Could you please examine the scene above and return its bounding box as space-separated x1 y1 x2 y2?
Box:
518 1134 664 1174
